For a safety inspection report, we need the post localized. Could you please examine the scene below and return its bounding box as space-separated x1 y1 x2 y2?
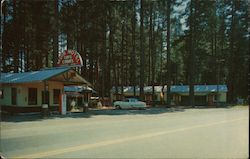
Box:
42 81 49 116
59 93 67 115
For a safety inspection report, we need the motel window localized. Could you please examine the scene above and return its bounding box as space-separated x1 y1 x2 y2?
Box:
53 89 60 104
28 88 37 105
11 88 17 105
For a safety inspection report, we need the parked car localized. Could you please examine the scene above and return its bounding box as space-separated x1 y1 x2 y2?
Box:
113 98 146 109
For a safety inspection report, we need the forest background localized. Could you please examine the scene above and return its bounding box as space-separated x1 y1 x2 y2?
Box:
1 0 249 104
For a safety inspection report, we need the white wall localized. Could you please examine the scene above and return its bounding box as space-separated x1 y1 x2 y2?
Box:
0 85 11 105
219 93 227 102
1 81 64 107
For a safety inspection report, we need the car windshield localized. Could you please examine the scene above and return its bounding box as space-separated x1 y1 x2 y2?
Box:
124 98 138 102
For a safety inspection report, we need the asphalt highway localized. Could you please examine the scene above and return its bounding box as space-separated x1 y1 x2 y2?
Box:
1 107 248 158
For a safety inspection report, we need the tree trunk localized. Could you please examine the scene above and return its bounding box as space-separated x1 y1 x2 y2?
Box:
52 0 59 67
131 0 136 97
101 10 107 98
121 4 125 97
114 55 118 94
13 0 19 72
152 10 156 107
139 0 145 101
166 0 171 106
148 3 152 85
2 2 7 72
160 27 164 104
228 1 236 103
81 42 87 76
160 29 163 87
89 44 94 84
189 0 195 107
125 29 129 86
108 4 113 97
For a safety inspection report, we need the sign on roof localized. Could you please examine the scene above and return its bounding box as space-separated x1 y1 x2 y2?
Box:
57 50 83 67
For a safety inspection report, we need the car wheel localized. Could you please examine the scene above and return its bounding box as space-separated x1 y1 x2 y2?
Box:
115 105 121 110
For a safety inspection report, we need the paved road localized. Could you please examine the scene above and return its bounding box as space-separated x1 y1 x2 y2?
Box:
1 107 249 158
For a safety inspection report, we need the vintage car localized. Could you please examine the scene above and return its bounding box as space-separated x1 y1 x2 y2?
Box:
113 98 146 109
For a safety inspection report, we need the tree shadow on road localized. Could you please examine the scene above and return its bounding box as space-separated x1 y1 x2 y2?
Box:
1 108 185 123
89 107 184 116
1 112 92 123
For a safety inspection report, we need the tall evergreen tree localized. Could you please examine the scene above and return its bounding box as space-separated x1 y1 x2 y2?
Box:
188 0 195 107
166 0 171 106
52 0 59 67
139 0 145 100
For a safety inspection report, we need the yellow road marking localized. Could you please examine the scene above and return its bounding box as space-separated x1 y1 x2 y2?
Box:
14 118 247 158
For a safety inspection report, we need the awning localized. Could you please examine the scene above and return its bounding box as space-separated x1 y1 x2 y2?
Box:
65 92 84 97
64 86 96 93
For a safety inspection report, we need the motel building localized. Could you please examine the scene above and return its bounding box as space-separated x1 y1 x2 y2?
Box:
0 50 92 114
110 85 228 107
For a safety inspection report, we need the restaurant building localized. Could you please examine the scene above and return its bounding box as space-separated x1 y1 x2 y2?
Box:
0 67 91 114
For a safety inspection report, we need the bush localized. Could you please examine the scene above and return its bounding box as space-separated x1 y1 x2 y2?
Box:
89 100 98 108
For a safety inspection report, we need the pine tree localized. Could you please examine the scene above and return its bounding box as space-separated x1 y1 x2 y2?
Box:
139 0 145 101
